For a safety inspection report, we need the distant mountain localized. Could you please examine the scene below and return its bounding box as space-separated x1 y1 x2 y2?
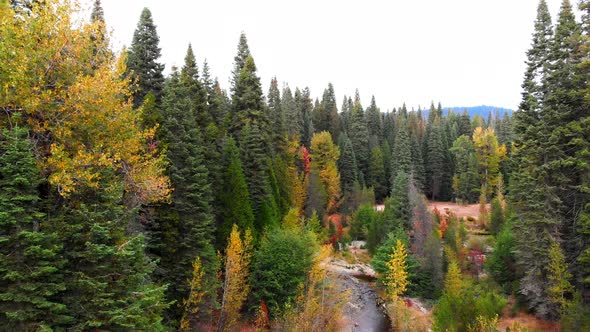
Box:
418 105 513 119
442 105 514 118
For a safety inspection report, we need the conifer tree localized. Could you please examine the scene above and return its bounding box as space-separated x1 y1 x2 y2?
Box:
391 120 411 183
338 134 358 194
282 86 300 139
368 146 387 201
230 56 267 139
320 83 341 139
240 123 276 232
297 87 314 147
348 93 370 179
153 58 217 325
0 126 66 330
410 132 426 190
425 117 445 200
267 77 285 152
231 32 251 92
127 7 165 107
450 135 480 203
366 96 382 148
217 137 255 248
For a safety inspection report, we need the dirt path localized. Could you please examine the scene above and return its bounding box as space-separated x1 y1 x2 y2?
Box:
428 201 485 219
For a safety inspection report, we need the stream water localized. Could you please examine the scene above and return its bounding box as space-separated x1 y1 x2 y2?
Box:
340 273 392 332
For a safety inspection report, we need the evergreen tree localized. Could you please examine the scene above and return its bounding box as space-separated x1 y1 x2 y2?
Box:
366 96 382 148
282 86 300 139
297 87 314 147
231 32 251 92
57 189 168 330
217 137 255 248
267 77 285 153
390 120 411 184
153 62 217 325
240 123 277 233
425 117 445 200
338 133 359 210
230 56 267 140
450 135 480 203
368 146 387 201
0 126 66 330
348 93 370 179
410 132 426 191
127 7 165 108
320 83 341 140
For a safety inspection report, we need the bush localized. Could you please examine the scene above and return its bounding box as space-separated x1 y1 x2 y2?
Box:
249 228 317 316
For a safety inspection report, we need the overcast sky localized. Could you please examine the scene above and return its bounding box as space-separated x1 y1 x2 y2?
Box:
82 0 567 111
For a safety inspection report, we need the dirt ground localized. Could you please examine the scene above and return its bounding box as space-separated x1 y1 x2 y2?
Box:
428 201 488 219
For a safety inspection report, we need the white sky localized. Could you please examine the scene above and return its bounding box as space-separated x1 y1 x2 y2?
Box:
82 0 567 111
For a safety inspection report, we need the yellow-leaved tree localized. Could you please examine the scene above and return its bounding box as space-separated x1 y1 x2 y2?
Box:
180 257 205 331
281 245 347 332
0 0 170 206
217 224 253 331
472 127 506 198
310 131 341 214
385 239 409 301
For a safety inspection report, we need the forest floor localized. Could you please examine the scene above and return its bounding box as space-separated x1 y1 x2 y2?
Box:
425 201 560 332
428 200 487 220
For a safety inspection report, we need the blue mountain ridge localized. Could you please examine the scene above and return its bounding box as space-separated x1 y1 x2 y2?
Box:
419 105 514 119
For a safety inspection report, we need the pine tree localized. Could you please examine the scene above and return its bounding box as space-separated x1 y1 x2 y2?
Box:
267 77 285 153
450 135 480 203
368 146 387 201
230 55 266 139
391 120 411 184
410 131 426 191
217 137 255 248
297 87 314 148
0 126 66 330
282 86 300 140
425 117 445 200
338 133 358 193
348 93 370 179
127 7 165 108
153 59 217 325
366 96 382 148
320 83 341 140
231 32 251 93
55 185 168 330
240 123 276 233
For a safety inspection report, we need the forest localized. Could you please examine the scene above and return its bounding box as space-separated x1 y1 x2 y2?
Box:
0 0 589 331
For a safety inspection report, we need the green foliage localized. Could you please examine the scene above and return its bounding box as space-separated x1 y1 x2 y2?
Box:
250 228 316 315
350 203 377 241
388 172 411 229
433 264 507 332
0 126 67 330
390 120 411 183
151 55 217 326
489 198 504 235
450 135 480 203
486 219 518 294
368 146 387 201
127 7 165 107
217 137 255 247
56 187 169 331
348 95 369 179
